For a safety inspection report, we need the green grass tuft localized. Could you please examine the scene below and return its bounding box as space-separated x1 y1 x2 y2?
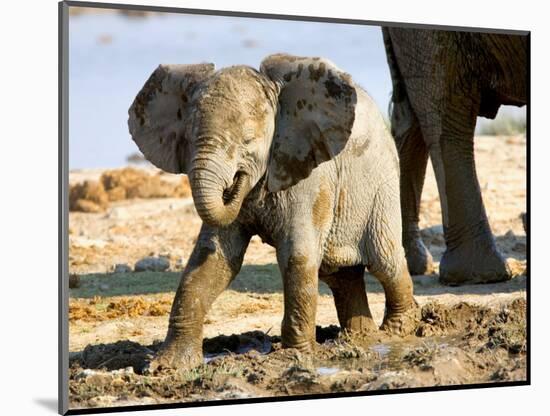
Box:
477 115 526 136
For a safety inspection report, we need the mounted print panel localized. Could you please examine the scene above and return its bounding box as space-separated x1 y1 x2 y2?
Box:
59 1 529 414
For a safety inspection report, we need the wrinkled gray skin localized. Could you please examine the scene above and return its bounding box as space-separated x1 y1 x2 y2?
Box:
128 54 419 371
383 28 527 285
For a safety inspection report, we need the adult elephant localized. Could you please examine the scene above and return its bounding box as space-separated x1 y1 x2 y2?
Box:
382 27 527 285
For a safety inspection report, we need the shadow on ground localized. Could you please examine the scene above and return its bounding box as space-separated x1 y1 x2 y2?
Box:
70 262 527 299
421 225 526 263
70 326 342 373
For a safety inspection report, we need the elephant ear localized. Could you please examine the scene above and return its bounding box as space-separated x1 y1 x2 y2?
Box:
128 63 215 173
260 54 357 192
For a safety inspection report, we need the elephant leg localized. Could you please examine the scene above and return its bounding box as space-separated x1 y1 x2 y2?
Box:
433 99 511 285
366 186 420 335
376 263 420 336
320 266 377 334
426 141 449 227
279 248 319 351
148 224 250 372
395 106 434 275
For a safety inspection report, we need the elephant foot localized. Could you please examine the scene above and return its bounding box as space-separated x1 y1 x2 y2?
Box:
439 237 512 285
281 337 317 352
282 324 317 352
343 316 379 334
404 236 435 275
143 341 203 374
380 300 421 336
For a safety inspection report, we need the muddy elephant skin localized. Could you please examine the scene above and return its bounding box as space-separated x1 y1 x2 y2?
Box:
128 54 419 371
383 28 527 285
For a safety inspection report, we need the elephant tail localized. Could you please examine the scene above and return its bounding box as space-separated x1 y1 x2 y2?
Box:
382 27 417 146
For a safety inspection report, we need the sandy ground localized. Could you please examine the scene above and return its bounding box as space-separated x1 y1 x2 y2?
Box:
67 134 527 409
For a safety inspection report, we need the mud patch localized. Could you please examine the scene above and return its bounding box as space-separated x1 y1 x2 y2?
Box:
69 298 527 409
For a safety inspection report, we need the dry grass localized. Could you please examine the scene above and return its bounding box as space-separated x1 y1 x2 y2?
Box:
69 167 191 212
69 296 172 322
100 167 191 200
69 181 109 213
228 298 273 317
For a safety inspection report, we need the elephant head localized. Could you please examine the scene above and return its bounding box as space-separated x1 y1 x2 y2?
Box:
128 54 357 227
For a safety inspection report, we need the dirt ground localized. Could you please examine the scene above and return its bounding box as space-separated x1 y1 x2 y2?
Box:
68 134 527 409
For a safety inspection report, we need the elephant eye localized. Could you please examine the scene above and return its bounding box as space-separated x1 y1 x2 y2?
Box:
243 136 255 145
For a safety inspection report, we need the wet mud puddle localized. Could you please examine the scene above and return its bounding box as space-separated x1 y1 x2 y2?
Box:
311 335 464 377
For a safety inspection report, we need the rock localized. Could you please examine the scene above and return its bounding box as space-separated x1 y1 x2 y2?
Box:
421 224 444 237
76 368 97 380
134 256 170 272
412 275 437 286
317 367 340 376
111 366 135 376
113 263 132 273
420 225 445 245
174 257 185 270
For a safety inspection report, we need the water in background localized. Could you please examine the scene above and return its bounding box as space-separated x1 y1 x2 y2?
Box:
69 12 525 169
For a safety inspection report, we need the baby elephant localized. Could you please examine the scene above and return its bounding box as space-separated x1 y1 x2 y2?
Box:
128 54 419 371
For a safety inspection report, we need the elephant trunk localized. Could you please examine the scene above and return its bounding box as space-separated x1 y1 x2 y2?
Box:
190 157 250 228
